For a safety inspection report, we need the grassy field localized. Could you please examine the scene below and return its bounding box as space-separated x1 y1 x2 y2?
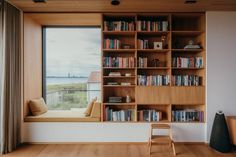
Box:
46 83 88 110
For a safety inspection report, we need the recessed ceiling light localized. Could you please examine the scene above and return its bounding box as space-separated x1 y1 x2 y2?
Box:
33 0 47 3
111 0 120 5
185 0 197 4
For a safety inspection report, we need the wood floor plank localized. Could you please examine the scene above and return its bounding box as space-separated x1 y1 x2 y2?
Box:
1 144 236 157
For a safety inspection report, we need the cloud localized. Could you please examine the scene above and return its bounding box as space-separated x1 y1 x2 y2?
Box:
45 28 101 77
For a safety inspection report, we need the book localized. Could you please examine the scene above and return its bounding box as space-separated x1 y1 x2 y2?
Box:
172 57 203 68
103 57 135 68
138 109 162 122
104 21 135 31
105 107 135 122
172 109 204 122
104 38 121 49
172 75 201 86
137 20 168 31
138 75 170 86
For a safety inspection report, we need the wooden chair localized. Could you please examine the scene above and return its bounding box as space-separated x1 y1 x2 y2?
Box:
148 124 176 156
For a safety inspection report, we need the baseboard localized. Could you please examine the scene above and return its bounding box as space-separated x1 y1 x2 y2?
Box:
23 141 207 145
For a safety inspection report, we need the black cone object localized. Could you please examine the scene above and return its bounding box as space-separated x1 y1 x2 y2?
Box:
210 111 231 153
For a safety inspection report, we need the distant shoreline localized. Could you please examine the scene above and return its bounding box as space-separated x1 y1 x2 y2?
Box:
46 76 88 78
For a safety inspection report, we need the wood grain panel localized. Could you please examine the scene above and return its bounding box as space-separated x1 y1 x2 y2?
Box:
7 0 236 12
25 13 102 26
136 86 171 104
4 143 236 157
171 87 205 104
227 116 236 145
23 14 42 117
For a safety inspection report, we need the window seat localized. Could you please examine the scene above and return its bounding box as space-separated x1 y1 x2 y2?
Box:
25 109 100 122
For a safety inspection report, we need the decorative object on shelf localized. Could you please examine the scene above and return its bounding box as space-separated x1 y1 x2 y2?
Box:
108 97 123 103
152 58 160 67
123 44 131 49
184 40 201 49
107 82 119 85
153 42 163 50
125 73 132 77
161 35 167 49
108 72 121 77
121 82 131 86
162 21 168 31
126 95 131 103
210 111 231 153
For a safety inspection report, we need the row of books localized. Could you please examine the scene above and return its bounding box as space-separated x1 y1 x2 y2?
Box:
138 75 170 86
103 57 135 68
104 21 135 31
172 57 203 68
172 75 201 86
138 39 149 49
137 110 162 122
137 20 168 31
104 39 121 49
172 110 204 122
138 57 148 67
104 107 135 122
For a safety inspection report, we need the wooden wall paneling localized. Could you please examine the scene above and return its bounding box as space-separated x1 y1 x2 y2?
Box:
25 13 102 26
23 14 42 117
136 86 171 104
171 87 205 104
8 0 236 13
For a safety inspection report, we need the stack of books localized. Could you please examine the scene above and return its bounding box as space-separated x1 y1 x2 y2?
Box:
104 21 135 31
137 20 168 31
172 75 201 86
138 75 170 86
138 57 148 67
104 39 121 49
137 110 162 122
105 107 135 122
138 39 149 49
103 57 135 68
172 57 203 68
172 109 204 122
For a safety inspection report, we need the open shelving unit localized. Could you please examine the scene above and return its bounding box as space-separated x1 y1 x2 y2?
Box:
101 13 205 123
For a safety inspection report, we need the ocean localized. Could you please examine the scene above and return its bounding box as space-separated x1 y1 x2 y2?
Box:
46 77 88 85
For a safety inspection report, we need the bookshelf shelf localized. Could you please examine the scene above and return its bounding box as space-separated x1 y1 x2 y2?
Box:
172 49 203 52
104 103 136 105
137 31 170 35
102 13 205 123
137 49 170 52
103 67 135 70
103 85 136 88
103 49 136 52
103 31 136 36
171 67 204 70
103 76 136 78
137 67 169 70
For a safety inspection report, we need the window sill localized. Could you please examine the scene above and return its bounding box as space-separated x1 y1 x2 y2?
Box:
24 110 101 122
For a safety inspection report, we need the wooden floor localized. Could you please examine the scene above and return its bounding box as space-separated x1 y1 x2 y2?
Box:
1 144 236 157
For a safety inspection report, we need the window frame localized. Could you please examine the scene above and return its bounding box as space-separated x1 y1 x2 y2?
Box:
42 26 101 108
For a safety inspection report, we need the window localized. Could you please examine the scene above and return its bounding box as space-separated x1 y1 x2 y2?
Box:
43 27 101 110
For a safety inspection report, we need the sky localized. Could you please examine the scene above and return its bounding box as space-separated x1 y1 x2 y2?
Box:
46 27 101 77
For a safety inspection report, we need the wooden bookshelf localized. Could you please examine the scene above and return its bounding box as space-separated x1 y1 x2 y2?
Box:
102 13 205 123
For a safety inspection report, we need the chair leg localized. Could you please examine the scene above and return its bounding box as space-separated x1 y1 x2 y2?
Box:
172 142 176 156
149 138 151 155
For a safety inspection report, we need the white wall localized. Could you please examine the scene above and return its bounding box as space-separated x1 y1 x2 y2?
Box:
22 123 205 143
206 11 236 141
22 11 236 143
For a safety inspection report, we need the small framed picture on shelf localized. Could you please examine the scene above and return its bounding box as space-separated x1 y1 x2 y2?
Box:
153 42 163 50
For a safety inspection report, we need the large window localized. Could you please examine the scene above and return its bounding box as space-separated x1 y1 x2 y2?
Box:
43 27 101 110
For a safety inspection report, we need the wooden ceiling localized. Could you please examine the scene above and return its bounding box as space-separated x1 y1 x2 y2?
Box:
7 0 236 12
